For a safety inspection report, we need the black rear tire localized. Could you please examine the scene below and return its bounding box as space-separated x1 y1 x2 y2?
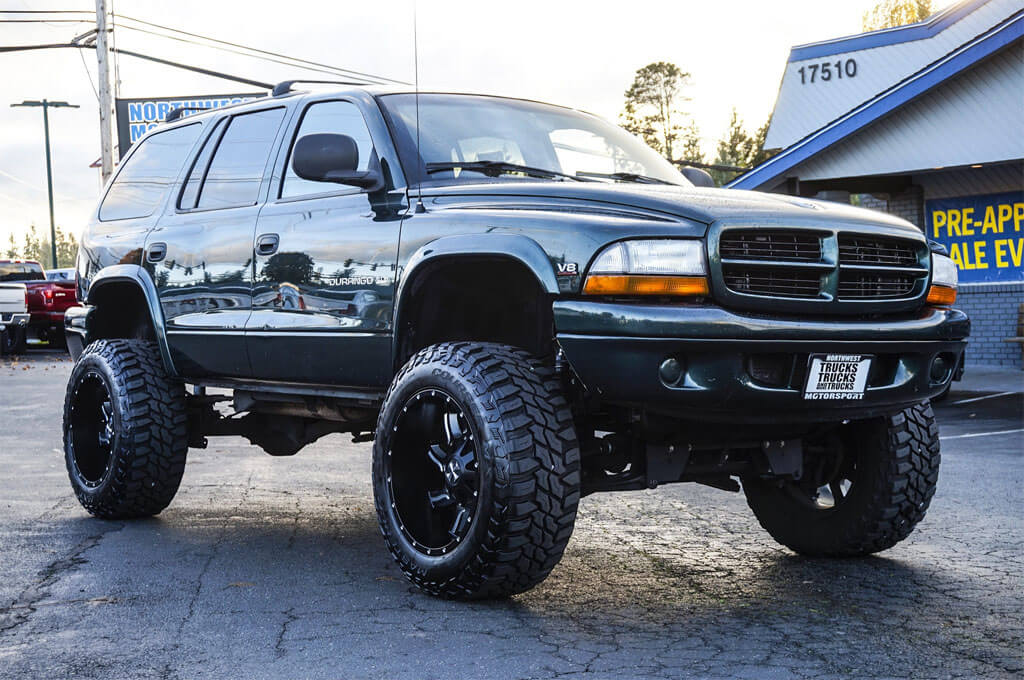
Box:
373 342 580 599
743 402 940 556
1 326 26 355
63 339 188 519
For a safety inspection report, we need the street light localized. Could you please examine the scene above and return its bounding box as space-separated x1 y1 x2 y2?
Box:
10 99 80 270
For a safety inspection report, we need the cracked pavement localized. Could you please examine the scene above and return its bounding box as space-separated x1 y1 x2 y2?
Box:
1 351 1022 679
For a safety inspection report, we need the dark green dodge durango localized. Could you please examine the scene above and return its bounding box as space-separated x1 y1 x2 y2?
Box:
63 84 968 598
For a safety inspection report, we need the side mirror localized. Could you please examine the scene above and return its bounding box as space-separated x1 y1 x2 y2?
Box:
680 166 716 188
292 133 383 191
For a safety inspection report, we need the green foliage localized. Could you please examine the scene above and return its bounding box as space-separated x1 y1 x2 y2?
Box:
862 0 933 31
709 110 775 186
676 120 705 165
3 224 78 269
621 61 692 159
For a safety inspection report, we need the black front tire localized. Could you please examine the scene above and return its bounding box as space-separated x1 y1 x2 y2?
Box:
63 339 189 519
743 402 940 556
373 342 580 599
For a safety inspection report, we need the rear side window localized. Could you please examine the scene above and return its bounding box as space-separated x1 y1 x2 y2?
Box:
0 262 45 282
99 124 201 221
178 118 226 210
195 108 285 210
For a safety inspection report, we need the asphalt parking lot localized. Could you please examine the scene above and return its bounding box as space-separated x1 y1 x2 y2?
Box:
1 350 1021 679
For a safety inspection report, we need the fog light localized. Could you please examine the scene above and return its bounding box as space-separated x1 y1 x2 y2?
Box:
930 355 950 383
659 357 685 387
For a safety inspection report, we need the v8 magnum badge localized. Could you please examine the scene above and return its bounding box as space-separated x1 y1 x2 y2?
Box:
557 262 579 276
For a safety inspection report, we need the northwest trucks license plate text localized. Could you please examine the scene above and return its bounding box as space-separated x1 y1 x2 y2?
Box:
803 354 872 400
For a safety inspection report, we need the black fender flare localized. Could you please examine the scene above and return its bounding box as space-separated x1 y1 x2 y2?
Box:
391 233 560 362
65 264 176 374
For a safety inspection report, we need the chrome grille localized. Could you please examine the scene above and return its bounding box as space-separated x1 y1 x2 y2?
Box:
715 227 929 311
720 230 822 263
839 235 918 267
837 273 917 299
723 265 822 298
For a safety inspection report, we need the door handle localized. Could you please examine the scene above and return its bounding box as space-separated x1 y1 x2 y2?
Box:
256 233 280 256
147 242 167 263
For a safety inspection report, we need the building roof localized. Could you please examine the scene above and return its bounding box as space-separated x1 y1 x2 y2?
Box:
730 9 1023 190
763 0 1017 150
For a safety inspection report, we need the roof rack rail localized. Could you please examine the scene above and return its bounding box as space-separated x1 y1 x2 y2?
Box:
165 106 209 124
271 79 374 97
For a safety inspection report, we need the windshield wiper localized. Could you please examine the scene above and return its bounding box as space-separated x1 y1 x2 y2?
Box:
574 170 674 185
424 160 588 182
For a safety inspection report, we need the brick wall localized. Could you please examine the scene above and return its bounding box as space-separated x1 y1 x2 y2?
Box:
956 283 1024 368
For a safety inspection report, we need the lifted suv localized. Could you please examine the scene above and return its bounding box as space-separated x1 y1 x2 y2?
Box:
64 84 968 599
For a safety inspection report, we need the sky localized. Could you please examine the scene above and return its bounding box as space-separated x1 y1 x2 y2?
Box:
0 0 946 250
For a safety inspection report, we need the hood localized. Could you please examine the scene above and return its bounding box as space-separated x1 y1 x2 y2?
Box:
417 182 921 234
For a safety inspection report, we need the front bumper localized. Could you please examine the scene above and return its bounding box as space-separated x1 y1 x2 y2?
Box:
0 312 30 333
554 301 969 422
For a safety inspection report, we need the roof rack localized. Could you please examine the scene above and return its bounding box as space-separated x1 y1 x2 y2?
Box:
271 79 375 97
165 106 210 123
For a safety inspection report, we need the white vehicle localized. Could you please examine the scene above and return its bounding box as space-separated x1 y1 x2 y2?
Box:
0 282 29 355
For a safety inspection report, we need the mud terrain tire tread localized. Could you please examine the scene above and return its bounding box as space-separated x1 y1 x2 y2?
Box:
373 342 580 599
63 339 188 519
744 401 940 556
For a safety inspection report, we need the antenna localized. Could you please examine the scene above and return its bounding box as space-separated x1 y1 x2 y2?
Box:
413 1 424 212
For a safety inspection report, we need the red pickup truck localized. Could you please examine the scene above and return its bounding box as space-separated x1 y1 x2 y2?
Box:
0 260 79 347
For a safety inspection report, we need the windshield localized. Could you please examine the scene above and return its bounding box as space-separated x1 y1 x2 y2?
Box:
0 262 44 282
378 94 691 188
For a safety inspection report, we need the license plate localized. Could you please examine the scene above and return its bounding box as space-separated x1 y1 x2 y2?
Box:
803 354 872 400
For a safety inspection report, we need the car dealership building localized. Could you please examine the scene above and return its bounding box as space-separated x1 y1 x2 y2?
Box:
731 0 1023 367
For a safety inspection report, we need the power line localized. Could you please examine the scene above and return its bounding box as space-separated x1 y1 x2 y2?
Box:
0 19 93 23
1 11 407 86
115 24 377 83
113 13 410 85
0 42 273 89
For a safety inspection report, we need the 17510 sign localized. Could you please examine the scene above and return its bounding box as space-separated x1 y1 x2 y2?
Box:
798 58 858 84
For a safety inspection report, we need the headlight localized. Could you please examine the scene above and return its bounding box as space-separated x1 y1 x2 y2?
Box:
583 239 709 296
926 253 958 306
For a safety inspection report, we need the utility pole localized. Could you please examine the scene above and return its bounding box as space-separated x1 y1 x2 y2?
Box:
11 100 80 270
94 0 114 184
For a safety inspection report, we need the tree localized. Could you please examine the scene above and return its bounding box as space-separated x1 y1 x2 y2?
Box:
621 61 692 159
707 110 776 186
3 224 78 268
675 120 705 166
745 120 773 168
710 109 752 186
862 0 933 31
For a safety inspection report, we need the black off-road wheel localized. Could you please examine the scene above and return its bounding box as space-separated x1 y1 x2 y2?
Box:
373 342 580 599
1 326 26 355
743 402 940 556
63 339 188 519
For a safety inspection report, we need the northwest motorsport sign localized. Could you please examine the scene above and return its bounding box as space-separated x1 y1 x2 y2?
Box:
114 93 264 158
803 354 872 400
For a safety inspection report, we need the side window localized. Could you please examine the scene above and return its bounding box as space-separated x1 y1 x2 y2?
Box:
99 123 201 221
178 118 225 210
196 107 286 210
281 101 375 199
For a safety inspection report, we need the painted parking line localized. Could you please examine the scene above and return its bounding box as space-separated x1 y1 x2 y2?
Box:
941 428 1024 441
948 390 1019 406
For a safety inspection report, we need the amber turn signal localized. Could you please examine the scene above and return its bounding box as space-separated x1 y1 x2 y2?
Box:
925 284 957 306
583 275 710 296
